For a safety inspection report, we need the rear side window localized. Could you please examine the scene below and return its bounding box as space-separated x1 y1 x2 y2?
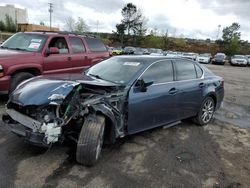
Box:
69 37 85 53
195 64 203 78
85 38 107 52
142 61 173 84
175 60 197 80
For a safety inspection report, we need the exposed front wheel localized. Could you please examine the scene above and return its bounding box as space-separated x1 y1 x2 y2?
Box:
193 97 215 126
76 115 105 166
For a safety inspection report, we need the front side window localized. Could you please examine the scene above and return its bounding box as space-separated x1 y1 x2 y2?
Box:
69 37 85 53
48 37 69 54
175 60 197 80
142 61 173 84
85 38 107 52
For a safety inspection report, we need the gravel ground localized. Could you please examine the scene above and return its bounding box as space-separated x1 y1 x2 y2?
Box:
0 63 249 188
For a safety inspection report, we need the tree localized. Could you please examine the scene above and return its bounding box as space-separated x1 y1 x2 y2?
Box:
121 3 145 35
75 17 89 33
222 23 241 43
65 17 76 32
222 23 241 55
64 17 89 33
0 20 5 31
5 14 16 32
39 21 45 26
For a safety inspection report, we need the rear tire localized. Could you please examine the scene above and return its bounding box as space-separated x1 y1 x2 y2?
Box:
193 97 215 126
10 72 34 94
76 115 105 166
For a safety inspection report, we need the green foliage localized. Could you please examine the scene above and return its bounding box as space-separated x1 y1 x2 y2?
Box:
64 17 89 33
222 23 241 55
5 14 16 32
121 3 145 36
40 21 45 26
75 17 89 33
0 20 5 31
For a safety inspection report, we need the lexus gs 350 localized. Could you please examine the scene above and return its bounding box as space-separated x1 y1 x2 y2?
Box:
3 56 224 166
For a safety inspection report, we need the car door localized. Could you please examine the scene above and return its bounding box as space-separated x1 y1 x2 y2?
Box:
173 60 204 119
43 36 72 74
68 37 91 73
127 60 178 134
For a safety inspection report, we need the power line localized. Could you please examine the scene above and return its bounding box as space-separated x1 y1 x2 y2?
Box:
48 3 53 31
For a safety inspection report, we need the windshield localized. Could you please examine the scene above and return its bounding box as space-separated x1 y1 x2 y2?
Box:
200 54 210 57
215 55 225 59
1 33 47 52
86 57 145 85
233 55 245 59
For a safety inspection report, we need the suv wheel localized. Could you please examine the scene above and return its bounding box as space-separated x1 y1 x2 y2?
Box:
76 115 105 166
193 97 215 126
10 72 34 94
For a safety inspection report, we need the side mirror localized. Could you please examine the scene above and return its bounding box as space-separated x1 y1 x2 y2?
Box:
135 78 154 92
46 47 59 55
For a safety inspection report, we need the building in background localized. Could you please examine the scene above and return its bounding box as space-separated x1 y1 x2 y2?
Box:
0 4 28 24
18 23 59 32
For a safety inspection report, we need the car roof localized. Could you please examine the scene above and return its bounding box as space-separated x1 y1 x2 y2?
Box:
114 55 194 65
20 31 98 39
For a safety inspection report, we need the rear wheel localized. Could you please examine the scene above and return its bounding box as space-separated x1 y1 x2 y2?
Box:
193 97 215 126
10 72 34 94
76 115 105 166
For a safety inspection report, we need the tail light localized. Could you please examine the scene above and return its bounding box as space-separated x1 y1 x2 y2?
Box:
220 79 224 87
0 65 4 78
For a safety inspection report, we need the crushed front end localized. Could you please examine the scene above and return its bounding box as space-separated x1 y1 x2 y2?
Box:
3 76 127 147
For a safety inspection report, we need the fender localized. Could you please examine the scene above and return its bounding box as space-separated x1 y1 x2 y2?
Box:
91 103 120 143
6 63 43 75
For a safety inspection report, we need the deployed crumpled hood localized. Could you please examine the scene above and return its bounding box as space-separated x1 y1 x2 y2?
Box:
9 74 119 106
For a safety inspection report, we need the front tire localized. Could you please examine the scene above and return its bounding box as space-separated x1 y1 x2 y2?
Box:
76 115 105 166
10 72 34 94
193 97 215 126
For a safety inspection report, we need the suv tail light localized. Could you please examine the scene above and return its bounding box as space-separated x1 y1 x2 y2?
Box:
0 65 3 78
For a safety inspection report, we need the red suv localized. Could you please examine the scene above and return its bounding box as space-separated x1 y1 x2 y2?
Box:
0 31 111 94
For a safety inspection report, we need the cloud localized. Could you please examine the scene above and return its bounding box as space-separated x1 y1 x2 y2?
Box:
0 0 250 40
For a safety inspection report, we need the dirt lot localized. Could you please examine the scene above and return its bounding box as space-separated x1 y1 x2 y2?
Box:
0 64 250 188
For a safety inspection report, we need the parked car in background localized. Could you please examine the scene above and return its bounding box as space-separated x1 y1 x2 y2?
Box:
196 53 212 64
123 46 136 55
148 48 164 56
230 55 248 66
166 51 179 58
112 47 123 55
212 53 226 65
0 31 110 94
182 52 197 60
3 56 224 166
134 47 145 55
245 55 250 65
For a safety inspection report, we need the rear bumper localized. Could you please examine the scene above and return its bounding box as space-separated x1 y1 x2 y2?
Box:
0 75 11 94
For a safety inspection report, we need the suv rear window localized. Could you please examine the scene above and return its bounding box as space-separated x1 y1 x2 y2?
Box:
85 38 107 52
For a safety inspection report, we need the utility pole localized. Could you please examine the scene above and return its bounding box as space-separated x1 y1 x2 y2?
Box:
48 3 53 31
217 25 221 40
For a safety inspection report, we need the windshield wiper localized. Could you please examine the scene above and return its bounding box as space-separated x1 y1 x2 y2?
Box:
88 73 103 79
9 47 27 51
0 46 8 49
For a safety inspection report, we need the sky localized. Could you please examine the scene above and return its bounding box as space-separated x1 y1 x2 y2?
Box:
0 0 250 40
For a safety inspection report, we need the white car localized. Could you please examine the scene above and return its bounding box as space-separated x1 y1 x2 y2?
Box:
196 53 212 64
182 52 197 61
230 55 248 66
246 55 250 65
166 51 179 58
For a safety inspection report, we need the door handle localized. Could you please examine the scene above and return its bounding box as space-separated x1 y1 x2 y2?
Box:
67 57 72 61
199 82 205 88
169 87 178 95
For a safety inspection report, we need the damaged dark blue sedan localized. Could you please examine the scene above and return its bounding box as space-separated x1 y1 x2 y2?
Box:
3 56 224 166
